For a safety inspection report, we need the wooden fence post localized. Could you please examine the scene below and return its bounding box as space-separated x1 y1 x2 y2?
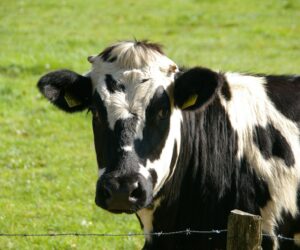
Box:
226 209 262 250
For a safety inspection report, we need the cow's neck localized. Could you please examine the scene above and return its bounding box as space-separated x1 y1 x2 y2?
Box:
139 96 278 249
139 98 238 249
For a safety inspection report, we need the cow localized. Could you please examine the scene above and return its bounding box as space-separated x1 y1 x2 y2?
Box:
37 40 300 250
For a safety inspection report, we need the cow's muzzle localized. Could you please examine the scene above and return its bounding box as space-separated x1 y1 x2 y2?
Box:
95 173 152 214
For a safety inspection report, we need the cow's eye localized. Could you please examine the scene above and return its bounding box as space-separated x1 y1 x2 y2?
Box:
157 108 169 120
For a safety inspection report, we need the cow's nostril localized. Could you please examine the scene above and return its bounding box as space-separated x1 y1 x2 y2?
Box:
103 186 112 199
129 182 143 201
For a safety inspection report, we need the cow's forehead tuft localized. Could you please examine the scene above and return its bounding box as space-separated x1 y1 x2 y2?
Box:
90 41 178 81
98 41 165 69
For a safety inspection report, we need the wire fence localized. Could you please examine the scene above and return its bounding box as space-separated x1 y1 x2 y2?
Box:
0 229 226 237
0 229 297 242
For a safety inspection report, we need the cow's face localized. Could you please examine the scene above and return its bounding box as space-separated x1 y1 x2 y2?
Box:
37 40 222 214
88 41 182 213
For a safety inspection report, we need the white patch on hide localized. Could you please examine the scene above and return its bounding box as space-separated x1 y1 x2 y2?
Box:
220 72 300 238
138 164 151 180
122 145 133 152
137 199 161 242
144 108 182 196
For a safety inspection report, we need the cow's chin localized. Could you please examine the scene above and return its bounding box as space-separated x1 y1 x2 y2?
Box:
107 208 137 214
105 199 154 214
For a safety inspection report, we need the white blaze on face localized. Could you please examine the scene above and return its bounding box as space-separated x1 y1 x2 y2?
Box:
138 164 151 179
144 108 182 196
135 108 182 196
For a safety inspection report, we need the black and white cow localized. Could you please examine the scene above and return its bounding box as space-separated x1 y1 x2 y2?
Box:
37 40 300 250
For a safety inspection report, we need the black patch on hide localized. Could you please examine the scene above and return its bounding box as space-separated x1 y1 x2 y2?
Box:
265 75 300 122
253 124 295 167
149 169 158 187
105 74 125 93
99 45 117 62
135 86 170 162
92 92 109 168
134 40 164 55
114 117 138 149
221 77 232 101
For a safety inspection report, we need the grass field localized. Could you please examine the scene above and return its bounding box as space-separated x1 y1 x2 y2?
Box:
0 0 299 249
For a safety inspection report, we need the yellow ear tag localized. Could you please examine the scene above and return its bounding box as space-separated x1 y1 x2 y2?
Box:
64 92 82 108
181 94 198 110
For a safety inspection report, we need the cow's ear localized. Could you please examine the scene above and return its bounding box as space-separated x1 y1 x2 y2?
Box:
174 67 222 110
37 69 92 112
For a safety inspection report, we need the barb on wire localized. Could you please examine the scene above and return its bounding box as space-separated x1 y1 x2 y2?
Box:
262 233 296 242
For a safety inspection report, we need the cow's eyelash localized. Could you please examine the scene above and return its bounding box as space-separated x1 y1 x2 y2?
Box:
141 78 150 83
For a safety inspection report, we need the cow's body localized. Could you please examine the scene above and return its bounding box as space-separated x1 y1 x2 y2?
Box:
37 41 300 250
139 73 300 250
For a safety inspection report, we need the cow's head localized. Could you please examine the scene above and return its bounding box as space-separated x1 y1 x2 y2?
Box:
38 41 221 214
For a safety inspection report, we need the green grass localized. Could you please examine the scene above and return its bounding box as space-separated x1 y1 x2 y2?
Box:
0 0 299 249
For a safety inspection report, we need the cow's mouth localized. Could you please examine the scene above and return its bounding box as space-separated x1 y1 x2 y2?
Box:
108 208 137 214
106 200 153 214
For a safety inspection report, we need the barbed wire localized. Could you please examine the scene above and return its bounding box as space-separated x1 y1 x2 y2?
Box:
262 233 297 242
0 229 297 242
0 229 226 237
